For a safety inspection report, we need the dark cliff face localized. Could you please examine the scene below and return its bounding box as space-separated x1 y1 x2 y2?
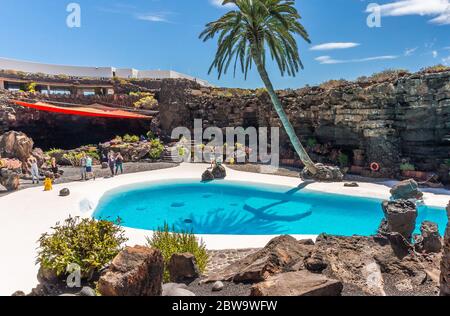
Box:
0 71 449 179
157 71 450 177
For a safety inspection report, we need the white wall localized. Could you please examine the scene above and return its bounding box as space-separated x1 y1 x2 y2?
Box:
0 57 211 86
0 57 114 78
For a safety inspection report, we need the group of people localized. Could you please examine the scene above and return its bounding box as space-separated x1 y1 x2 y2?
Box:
105 151 124 177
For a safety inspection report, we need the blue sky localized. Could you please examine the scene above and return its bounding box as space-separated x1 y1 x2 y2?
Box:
0 0 449 89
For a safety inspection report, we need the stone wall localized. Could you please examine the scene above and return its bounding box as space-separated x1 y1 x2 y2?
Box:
157 71 450 180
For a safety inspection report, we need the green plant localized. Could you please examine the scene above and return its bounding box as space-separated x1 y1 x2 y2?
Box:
444 159 450 167
45 148 64 157
123 134 139 143
146 223 208 282
337 153 349 167
62 152 85 166
420 64 450 74
149 139 164 160
306 138 317 148
400 162 415 172
134 94 158 109
146 130 155 140
37 217 127 278
26 82 37 93
86 150 100 161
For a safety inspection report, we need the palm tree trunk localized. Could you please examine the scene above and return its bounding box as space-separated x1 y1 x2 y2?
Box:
253 55 317 174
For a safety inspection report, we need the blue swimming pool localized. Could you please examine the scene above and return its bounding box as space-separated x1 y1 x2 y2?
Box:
93 180 448 236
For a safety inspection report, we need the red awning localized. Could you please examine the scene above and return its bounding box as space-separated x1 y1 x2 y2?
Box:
12 100 152 120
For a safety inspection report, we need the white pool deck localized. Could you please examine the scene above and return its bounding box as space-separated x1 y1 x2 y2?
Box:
0 163 448 295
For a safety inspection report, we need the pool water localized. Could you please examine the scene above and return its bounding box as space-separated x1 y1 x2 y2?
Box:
93 180 448 236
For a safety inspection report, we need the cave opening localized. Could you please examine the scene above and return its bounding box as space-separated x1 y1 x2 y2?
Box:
11 115 150 150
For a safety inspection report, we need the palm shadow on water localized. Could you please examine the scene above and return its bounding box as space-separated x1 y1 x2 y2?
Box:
171 182 315 235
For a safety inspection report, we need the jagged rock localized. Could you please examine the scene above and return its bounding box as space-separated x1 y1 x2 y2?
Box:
312 234 436 296
414 221 442 254
59 188 70 197
11 291 26 296
162 283 196 296
37 266 59 284
304 253 328 273
300 164 344 182
440 203 450 296
168 253 200 283
31 147 46 168
201 169 214 182
203 235 314 283
390 179 423 200
97 246 163 296
250 271 343 296
0 131 34 162
379 200 417 240
344 182 359 187
212 165 226 179
0 168 20 191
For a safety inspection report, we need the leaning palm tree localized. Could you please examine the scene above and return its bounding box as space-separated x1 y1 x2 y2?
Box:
200 0 317 174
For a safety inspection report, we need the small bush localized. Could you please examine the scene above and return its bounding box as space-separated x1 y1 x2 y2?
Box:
420 64 450 74
149 139 164 160
338 153 349 167
134 93 158 109
37 217 127 278
146 130 155 140
45 148 64 157
146 223 208 282
400 162 415 172
306 138 317 148
123 134 139 143
86 150 100 161
62 152 84 166
26 82 37 93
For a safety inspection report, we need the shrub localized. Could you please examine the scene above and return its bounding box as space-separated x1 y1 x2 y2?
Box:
420 64 450 74
45 148 64 157
86 150 100 161
134 94 158 109
306 138 317 148
400 162 415 172
338 153 349 167
368 69 410 82
26 82 37 93
62 152 84 166
146 130 155 140
149 139 164 160
123 134 139 143
146 223 208 282
37 217 127 278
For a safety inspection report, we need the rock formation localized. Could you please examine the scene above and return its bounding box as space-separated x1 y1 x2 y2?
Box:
379 200 417 241
250 271 343 296
97 246 163 296
390 179 423 200
440 202 450 296
168 253 200 283
414 221 442 254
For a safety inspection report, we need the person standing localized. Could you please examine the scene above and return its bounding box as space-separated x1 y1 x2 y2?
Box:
80 153 87 181
115 153 124 175
108 151 116 177
85 155 95 180
28 156 40 184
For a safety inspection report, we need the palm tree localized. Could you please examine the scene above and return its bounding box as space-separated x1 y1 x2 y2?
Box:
200 0 317 174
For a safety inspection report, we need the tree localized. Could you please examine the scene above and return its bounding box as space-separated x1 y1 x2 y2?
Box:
200 0 317 174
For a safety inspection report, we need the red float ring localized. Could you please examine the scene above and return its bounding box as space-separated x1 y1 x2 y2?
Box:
370 162 380 172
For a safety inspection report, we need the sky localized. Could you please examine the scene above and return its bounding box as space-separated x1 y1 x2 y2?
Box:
0 0 449 89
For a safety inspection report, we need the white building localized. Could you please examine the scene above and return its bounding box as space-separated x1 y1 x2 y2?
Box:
0 57 211 86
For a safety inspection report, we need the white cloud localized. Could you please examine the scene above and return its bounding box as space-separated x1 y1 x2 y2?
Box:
367 0 450 25
404 47 418 56
315 55 398 65
136 13 170 23
433 50 439 58
443 55 450 65
310 42 360 51
210 0 236 8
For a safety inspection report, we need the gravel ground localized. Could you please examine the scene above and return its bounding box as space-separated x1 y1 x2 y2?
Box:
186 279 252 296
0 162 178 197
